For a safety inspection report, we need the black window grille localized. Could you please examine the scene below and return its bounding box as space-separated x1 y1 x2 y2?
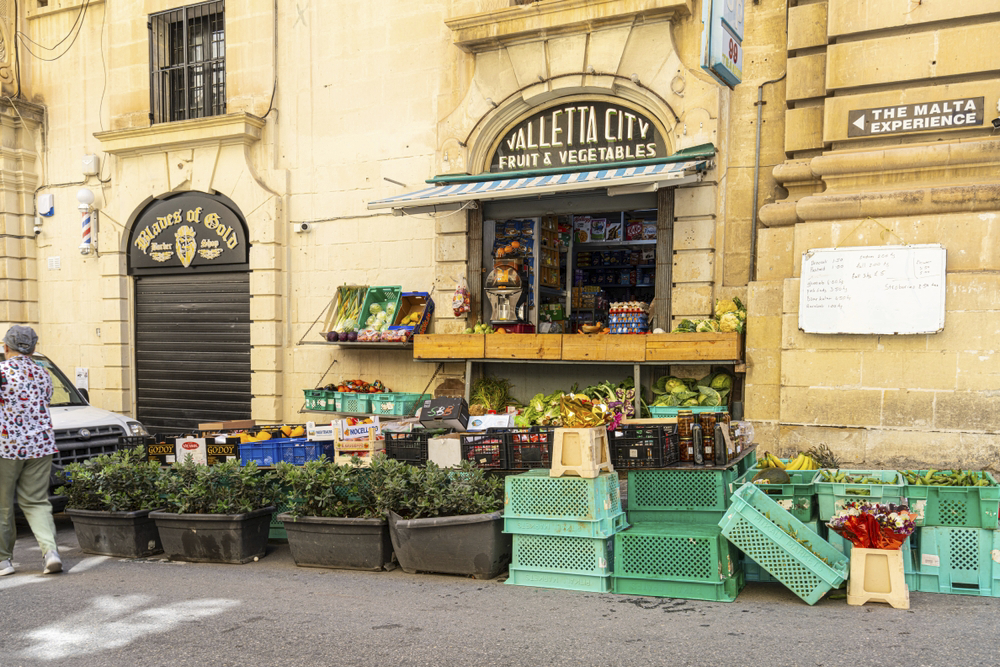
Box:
149 1 225 124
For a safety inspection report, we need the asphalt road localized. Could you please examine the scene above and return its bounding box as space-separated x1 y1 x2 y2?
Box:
0 515 997 667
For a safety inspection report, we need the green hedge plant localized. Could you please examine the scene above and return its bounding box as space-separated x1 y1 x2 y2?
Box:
161 457 279 515
56 448 166 512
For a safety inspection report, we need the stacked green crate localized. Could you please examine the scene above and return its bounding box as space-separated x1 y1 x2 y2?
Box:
617 463 748 600
504 470 628 593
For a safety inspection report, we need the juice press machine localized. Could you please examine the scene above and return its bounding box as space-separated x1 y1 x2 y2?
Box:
485 257 528 327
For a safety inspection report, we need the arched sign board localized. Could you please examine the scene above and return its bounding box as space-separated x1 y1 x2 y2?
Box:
489 101 668 173
798 244 946 335
128 192 249 275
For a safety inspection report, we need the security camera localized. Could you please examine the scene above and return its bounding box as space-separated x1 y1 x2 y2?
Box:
992 117 1000 129
33 225 41 236
294 222 311 233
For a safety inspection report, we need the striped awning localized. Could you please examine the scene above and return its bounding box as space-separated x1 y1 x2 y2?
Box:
367 160 709 213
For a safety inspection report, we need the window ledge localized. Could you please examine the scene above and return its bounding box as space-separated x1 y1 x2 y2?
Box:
446 0 693 53
95 113 265 157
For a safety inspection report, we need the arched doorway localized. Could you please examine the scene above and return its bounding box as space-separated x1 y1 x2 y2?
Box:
127 191 252 431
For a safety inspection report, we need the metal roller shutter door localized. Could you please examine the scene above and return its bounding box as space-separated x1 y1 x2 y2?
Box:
134 272 251 431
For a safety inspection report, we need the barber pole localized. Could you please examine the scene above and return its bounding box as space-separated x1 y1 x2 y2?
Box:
80 208 92 253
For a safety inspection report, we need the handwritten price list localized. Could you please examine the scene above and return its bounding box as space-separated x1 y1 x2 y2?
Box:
799 245 946 335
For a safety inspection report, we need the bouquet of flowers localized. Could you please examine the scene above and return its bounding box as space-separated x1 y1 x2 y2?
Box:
827 502 916 550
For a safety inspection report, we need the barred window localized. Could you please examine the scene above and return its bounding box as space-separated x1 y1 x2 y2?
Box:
149 1 226 124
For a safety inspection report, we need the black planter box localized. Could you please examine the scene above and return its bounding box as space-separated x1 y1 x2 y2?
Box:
150 506 275 564
66 508 163 558
387 510 510 580
278 514 392 571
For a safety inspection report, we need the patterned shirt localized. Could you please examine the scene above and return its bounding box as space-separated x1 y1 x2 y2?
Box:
0 355 56 460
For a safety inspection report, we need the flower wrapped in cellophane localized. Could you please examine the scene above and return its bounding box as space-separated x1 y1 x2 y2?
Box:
827 502 916 550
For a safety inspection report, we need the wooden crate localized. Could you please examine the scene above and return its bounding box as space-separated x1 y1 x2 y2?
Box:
413 334 485 359
560 334 646 362
484 334 561 360
644 333 742 362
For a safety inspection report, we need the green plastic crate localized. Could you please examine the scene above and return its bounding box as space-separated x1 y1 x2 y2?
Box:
336 392 372 414
612 569 745 602
719 484 849 605
813 469 904 521
648 405 728 418
369 392 431 417
735 469 817 522
303 389 336 411
742 518 823 584
505 470 621 522
626 467 743 523
269 497 297 541
903 470 999 529
912 526 1000 596
613 523 740 584
506 567 612 593
359 286 402 331
504 512 628 539
512 533 614 576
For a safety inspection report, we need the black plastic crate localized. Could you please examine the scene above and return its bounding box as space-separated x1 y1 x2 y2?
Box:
460 432 507 469
503 427 555 470
608 424 679 469
384 431 431 465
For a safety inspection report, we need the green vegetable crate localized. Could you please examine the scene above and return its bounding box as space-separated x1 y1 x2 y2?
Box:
303 389 337 411
902 470 1000 529
648 405 728 418
626 466 744 525
911 526 1000 597
736 468 817 522
359 286 402 330
813 469 903 521
369 392 431 417
612 523 744 601
719 484 849 605
741 518 823 584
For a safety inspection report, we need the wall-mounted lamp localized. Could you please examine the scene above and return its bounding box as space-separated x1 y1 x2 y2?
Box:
77 188 96 256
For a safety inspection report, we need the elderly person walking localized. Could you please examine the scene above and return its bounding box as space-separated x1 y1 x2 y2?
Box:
0 325 61 575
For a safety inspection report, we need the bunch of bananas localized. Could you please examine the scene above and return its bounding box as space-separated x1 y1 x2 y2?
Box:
757 451 821 470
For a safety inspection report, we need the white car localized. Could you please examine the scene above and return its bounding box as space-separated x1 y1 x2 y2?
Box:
29 354 148 507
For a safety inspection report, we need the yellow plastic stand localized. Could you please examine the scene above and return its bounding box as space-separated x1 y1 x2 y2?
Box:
550 427 613 479
847 547 910 609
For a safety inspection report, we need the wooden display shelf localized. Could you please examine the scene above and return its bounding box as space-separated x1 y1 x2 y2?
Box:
560 333 646 362
484 333 562 360
644 333 742 362
413 333 484 359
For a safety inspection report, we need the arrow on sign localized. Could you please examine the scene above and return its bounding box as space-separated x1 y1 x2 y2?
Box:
852 114 866 131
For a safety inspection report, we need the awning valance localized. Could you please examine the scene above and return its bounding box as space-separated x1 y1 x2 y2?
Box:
367 159 710 214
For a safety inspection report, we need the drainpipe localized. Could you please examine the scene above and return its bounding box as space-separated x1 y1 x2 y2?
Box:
750 72 786 283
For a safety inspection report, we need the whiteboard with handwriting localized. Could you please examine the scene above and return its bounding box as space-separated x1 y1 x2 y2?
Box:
799 244 946 335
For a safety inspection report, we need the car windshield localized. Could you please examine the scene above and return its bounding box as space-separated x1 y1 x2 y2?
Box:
30 355 88 407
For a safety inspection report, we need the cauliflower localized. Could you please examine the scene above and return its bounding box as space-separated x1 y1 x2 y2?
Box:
719 311 744 333
715 298 738 319
696 319 720 333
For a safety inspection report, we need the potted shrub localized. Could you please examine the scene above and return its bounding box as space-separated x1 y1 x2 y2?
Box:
274 455 393 571
376 457 510 580
150 458 278 564
56 448 166 558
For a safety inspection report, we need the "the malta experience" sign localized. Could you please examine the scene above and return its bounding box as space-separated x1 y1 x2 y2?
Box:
847 97 984 137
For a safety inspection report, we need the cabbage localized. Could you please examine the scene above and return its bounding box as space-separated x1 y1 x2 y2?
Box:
697 386 722 406
696 319 720 333
672 319 697 333
665 378 689 394
710 373 733 392
682 397 700 406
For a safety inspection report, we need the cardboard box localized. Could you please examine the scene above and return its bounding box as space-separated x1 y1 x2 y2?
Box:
175 437 208 465
466 414 514 431
198 419 256 431
428 433 463 468
338 417 382 441
418 397 470 431
146 440 177 465
206 438 240 464
389 292 435 339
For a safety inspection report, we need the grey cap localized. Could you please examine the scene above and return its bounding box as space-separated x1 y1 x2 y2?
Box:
4 325 38 355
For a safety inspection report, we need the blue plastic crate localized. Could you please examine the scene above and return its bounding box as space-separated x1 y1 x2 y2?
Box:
275 439 320 465
512 533 614 577
506 567 612 593
719 484 849 605
504 470 621 522
240 442 280 467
